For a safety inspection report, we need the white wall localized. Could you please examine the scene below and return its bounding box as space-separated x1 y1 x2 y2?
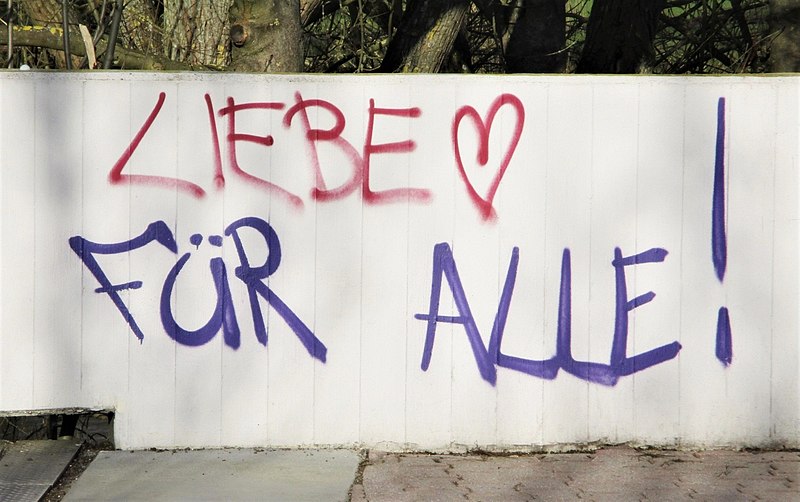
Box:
0 73 797 450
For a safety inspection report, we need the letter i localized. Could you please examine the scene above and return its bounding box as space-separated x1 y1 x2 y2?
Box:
712 97 732 366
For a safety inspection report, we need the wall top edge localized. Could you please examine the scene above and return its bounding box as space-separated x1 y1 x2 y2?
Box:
0 70 799 85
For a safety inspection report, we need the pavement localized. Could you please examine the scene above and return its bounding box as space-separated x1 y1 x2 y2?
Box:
62 449 359 501
351 448 800 501
1 441 798 501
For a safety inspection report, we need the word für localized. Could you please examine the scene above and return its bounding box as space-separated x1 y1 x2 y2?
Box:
69 217 327 362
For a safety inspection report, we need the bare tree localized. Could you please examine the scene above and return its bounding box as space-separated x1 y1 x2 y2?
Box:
163 0 232 66
229 0 303 72
769 0 800 71
576 0 665 73
15 0 80 67
379 0 470 72
504 0 566 72
0 0 781 75
121 0 163 59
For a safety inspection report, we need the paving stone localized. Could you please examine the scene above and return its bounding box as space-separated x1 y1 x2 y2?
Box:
754 491 800 502
358 448 799 501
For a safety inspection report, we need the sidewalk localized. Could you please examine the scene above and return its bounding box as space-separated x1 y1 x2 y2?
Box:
6 441 798 501
351 447 800 501
62 449 360 501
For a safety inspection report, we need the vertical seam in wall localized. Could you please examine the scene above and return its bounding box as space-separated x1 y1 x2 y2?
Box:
541 83 549 446
173 81 179 447
266 80 274 446
768 85 778 438
792 79 800 444
32 79 37 407
79 81 86 393
450 83 457 450
219 80 226 447
268 78 278 444
632 82 641 442
404 83 411 448
586 85 595 443
125 81 132 446
495 84 502 448
357 81 365 446
677 83 688 446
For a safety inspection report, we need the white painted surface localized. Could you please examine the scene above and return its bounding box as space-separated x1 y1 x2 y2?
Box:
0 73 797 450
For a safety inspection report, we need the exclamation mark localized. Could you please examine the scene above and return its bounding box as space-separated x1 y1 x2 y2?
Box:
712 97 732 366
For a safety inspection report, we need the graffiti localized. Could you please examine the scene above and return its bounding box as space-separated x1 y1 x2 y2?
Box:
110 90 530 219
6 71 800 451
712 97 728 282
69 217 327 362
415 244 682 386
83 89 731 383
716 307 732 365
452 93 525 221
110 91 435 211
109 93 207 198
712 97 733 366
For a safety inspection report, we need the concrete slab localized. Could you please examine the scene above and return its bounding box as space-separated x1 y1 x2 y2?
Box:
63 448 361 502
0 439 82 502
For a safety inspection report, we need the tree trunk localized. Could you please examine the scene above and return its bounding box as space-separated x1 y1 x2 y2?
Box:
379 0 470 73
300 0 327 26
16 0 68 27
163 0 233 66
769 0 800 71
121 0 163 58
576 0 664 73
504 0 566 73
228 0 303 72
17 0 80 67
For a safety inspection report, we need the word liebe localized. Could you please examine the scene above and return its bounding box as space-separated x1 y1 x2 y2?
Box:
111 92 524 220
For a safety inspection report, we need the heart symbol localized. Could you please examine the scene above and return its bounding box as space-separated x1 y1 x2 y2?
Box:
452 94 525 221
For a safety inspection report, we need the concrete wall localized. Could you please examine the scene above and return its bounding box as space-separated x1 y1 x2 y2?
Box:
0 73 797 450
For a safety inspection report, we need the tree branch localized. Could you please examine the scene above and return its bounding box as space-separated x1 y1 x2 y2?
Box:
0 25 220 70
